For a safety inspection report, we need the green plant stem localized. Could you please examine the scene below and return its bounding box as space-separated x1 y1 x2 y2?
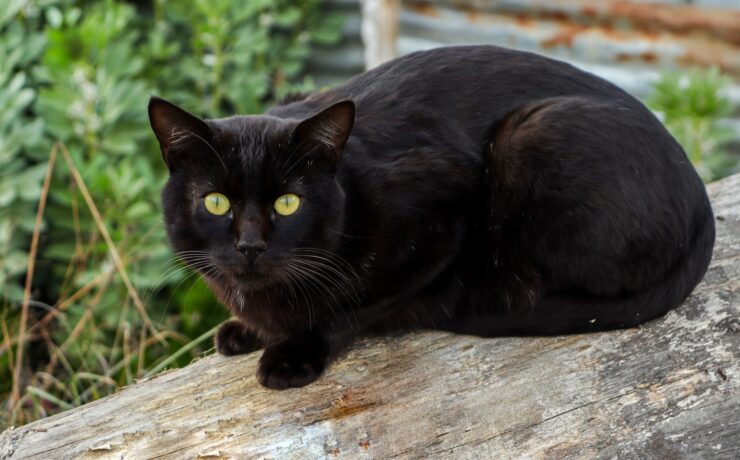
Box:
26 386 74 411
143 324 218 379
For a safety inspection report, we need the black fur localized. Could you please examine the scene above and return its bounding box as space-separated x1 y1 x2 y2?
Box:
148 46 714 389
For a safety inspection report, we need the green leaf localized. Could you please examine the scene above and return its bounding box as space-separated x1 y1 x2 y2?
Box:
125 202 152 219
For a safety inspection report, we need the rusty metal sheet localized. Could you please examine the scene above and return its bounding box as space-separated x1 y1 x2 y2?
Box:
397 0 740 139
313 0 740 140
396 0 740 140
403 1 740 76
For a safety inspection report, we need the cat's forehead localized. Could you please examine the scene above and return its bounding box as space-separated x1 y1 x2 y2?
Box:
210 115 288 163
203 115 294 192
210 115 291 154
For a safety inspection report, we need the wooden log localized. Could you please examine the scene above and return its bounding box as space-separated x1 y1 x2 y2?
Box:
2 173 739 459
361 0 400 69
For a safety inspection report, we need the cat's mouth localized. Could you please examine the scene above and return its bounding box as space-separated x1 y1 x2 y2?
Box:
230 266 263 280
206 255 294 291
227 266 279 291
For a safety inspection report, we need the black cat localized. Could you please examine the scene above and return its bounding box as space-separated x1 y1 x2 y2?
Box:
148 45 714 389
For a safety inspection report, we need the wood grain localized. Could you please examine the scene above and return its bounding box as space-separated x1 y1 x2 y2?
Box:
2 173 739 459
361 0 400 69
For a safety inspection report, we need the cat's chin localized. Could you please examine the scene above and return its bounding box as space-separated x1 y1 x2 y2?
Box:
229 271 277 291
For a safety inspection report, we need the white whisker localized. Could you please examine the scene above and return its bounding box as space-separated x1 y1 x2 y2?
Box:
179 128 228 172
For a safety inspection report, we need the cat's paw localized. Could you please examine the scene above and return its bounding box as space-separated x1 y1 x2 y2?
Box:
215 320 261 356
257 339 328 389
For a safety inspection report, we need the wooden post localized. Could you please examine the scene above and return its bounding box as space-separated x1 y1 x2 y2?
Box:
361 0 401 69
2 173 739 458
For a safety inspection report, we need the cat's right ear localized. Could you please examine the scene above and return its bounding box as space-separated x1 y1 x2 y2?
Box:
148 97 211 170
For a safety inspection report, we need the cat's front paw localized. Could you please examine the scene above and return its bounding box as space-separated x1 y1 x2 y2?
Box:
257 339 329 389
215 320 262 356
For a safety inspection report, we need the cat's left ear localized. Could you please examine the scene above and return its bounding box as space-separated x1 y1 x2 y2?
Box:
292 100 355 166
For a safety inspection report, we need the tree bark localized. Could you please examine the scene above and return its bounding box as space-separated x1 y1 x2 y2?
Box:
2 173 739 459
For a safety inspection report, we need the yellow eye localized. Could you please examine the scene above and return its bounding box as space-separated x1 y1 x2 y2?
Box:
204 192 231 215
274 193 301 216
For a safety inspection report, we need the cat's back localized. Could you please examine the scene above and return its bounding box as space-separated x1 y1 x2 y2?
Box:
268 45 662 198
269 45 633 134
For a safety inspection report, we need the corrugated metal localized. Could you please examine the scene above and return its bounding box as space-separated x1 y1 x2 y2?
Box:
311 0 740 137
306 0 365 87
397 0 740 137
399 1 740 96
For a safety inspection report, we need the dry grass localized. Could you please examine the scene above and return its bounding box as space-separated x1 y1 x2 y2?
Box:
1 144 218 428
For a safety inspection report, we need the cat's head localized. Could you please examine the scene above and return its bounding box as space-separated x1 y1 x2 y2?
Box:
148 97 354 293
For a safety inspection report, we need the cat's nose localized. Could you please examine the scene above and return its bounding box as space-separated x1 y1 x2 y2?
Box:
234 239 266 261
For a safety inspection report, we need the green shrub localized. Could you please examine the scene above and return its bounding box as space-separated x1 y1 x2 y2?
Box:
648 68 738 182
0 0 50 302
1 0 342 427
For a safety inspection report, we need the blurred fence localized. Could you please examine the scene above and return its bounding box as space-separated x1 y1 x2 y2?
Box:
309 0 740 142
308 0 366 86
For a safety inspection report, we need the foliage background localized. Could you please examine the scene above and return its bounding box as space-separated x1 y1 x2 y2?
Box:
1 0 342 426
0 0 736 428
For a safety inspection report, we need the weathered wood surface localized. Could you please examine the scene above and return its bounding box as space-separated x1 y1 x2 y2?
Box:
361 0 400 69
2 173 739 459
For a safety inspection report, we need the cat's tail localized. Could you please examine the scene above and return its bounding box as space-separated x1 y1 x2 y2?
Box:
452 206 716 337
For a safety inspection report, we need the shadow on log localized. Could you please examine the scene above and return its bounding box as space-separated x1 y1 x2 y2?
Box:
2 174 739 459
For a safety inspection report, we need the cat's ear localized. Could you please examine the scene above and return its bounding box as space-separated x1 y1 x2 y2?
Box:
292 100 355 165
148 96 211 169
